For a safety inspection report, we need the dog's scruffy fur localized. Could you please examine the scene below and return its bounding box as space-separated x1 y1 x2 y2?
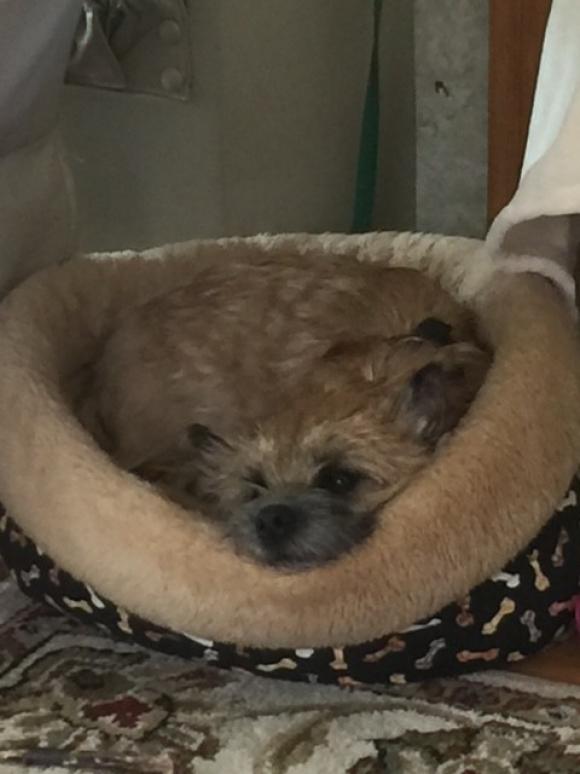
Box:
80 254 490 570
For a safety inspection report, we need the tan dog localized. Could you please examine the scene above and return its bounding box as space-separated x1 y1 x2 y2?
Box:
80 254 490 568
134 335 489 569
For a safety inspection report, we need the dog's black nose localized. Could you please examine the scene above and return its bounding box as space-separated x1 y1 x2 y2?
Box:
255 503 300 546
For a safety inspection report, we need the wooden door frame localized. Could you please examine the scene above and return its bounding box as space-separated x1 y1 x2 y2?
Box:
487 0 552 223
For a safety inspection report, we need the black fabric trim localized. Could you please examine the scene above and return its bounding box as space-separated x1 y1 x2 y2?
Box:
1 478 579 687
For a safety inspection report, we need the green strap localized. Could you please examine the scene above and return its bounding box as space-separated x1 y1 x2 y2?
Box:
351 0 382 233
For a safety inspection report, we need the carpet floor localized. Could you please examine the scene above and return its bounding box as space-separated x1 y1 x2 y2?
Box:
2 564 580 773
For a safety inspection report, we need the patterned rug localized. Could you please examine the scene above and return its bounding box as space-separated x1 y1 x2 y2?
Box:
2 562 580 774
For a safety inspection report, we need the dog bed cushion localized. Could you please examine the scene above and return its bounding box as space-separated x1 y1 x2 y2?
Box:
2 480 580 686
0 230 579 686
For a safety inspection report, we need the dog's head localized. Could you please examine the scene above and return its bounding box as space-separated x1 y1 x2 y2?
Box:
133 323 490 570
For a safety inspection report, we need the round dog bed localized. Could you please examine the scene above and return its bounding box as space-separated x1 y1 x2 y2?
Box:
0 230 580 687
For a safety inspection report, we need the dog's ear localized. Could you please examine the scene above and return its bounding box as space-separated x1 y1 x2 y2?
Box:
396 346 489 445
323 337 385 362
399 362 465 445
322 337 395 383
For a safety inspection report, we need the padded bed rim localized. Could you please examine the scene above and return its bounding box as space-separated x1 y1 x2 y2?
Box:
0 231 578 648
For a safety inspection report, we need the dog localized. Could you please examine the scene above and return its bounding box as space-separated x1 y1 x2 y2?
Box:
131 331 489 569
79 254 491 569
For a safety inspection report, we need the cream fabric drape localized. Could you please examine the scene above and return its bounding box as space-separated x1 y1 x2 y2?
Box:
487 0 580 298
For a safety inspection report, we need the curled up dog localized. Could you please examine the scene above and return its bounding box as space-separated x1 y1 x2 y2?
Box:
132 332 489 569
77 255 491 571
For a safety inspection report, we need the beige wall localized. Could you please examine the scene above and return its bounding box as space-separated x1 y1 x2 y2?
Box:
63 1 372 252
62 1 488 252
374 0 416 233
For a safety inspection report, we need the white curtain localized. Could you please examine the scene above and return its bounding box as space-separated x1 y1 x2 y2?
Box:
487 0 580 294
521 0 580 177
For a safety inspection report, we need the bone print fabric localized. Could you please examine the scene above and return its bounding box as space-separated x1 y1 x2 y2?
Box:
1 477 580 688
2 573 580 772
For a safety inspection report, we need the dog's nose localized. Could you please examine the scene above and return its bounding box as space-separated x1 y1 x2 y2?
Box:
255 503 300 546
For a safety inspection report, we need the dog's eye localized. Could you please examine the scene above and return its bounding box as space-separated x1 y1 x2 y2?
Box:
314 465 361 495
185 480 198 496
245 470 267 489
243 469 267 502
